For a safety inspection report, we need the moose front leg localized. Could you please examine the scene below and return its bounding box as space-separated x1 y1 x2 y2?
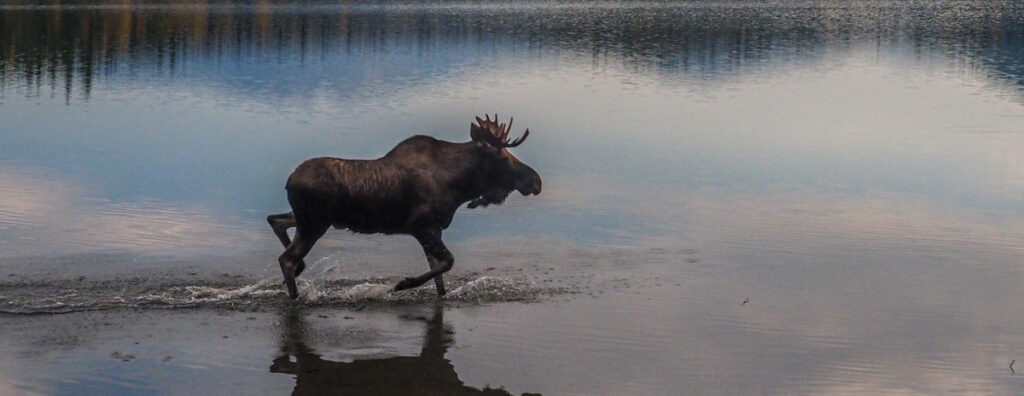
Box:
394 230 453 297
267 212 310 277
277 222 329 299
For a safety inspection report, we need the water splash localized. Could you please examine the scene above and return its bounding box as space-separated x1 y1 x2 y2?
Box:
0 273 562 314
445 276 534 302
302 280 409 303
134 278 284 308
341 283 394 300
181 278 282 303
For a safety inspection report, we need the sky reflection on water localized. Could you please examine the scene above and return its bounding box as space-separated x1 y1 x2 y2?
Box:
2 35 1023 254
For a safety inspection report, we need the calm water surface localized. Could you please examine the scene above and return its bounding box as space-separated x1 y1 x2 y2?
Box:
2 0 1024 394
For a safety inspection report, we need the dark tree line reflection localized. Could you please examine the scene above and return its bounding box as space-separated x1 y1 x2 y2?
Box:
2 0 1024 102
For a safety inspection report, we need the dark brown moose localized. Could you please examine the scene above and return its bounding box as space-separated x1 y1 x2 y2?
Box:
268 115 542 299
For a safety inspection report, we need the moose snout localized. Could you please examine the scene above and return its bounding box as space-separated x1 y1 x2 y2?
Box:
516 168 542 196
524 179 541 195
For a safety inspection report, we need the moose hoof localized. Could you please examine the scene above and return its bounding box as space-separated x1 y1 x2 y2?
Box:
394 277 418 291
284 281 299 300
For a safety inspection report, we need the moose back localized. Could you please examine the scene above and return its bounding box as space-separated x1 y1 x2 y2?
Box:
267 115 542 299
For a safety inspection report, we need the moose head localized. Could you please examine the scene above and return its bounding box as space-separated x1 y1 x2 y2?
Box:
467 114 542 208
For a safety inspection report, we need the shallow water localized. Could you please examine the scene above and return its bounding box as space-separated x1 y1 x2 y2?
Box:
2 0 1024 394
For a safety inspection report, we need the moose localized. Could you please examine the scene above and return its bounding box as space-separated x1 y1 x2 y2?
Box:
267 115 541 299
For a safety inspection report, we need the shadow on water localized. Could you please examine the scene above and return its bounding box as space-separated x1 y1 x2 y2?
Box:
271 303 536 396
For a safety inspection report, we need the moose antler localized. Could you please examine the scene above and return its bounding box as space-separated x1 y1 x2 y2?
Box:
471 114 529 148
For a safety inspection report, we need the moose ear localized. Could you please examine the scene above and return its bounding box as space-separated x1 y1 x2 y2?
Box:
470 122 491 144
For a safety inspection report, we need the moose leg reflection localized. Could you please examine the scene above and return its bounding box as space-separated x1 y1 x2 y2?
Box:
271 305 524 395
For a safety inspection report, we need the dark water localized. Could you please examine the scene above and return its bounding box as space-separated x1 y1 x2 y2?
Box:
2 0 1024 394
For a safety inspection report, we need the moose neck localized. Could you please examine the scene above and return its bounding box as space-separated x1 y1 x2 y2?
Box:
460 153 513 208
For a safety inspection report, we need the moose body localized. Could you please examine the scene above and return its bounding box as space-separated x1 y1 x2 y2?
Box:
268 115 541 299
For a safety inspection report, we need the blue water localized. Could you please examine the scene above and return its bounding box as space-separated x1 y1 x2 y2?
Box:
2 1 1024 394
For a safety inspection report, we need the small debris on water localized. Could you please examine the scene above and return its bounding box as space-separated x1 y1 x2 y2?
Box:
741 298 749 305
111 352 135 362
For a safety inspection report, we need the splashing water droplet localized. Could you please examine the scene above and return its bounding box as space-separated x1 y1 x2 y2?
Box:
446 276 531 301
183 278 280 303
341 283 393 301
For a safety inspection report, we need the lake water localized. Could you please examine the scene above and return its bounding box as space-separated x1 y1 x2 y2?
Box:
2 0 1024 394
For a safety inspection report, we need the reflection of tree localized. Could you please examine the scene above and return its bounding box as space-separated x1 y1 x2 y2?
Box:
271 304 529 395
2 1 1024 101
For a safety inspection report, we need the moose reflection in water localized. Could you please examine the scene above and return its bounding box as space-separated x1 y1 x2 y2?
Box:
270 304 531 395
268 115 542 299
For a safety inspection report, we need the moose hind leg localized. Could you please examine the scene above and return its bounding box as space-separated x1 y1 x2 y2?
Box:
278 223 328 299
395 231 453 297
267 212 309 277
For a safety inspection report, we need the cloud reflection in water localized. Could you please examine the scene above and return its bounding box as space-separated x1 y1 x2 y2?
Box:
0 164 264 258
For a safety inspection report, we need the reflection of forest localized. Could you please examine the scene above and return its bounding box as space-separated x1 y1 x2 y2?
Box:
2 1 1023 99
271 305 530 395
